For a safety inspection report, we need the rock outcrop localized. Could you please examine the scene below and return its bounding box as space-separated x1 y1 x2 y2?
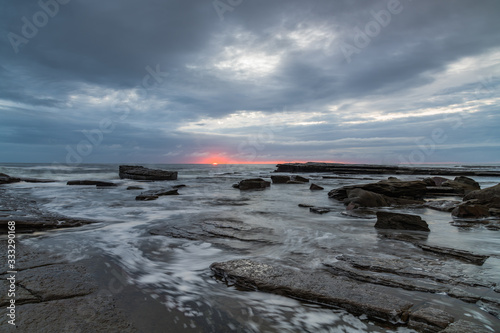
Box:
275 162 500 176
210 259 413 324
0 173 20 185
119 165 177 181
232 178 270 190
375 212 430 232
309 183 324 190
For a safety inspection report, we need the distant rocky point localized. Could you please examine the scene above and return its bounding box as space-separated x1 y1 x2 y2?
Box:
119 165 177 180
275 162 500 176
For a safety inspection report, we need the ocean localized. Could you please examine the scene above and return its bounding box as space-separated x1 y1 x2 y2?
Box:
1 163 499 332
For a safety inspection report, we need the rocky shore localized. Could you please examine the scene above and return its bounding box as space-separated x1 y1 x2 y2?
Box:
1 164 499 332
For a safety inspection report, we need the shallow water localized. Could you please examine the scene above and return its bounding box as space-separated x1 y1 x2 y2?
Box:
2 163 500 332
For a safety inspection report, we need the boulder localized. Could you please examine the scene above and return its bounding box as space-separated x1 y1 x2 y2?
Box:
329 178 428 201
292 175 309 183
464 183 500 204
451 203 490 218
442 176 480 195
375 212 430 232
67 180 117 187
343 188 423 209
233 178 270 190
135 189 179 201
271 175 291 184
119 165 177 181
309 183 324 190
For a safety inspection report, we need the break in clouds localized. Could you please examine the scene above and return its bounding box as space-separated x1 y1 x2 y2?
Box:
0 0 499 164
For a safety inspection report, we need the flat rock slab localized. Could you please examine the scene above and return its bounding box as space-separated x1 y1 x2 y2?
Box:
135 188 179 201
210 259 413 323
408 306 455 332
416 244 489 265
0 294 136 332
439 319 493 333
119 165 177 181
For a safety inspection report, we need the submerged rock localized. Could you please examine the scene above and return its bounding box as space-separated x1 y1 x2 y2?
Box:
0 173 21 185
416 243 489 265
309 183 324 190
67 180 117 187
210 259 413 323
119 165 177 181
233 178 271 190
375 212 430 232
424 200 460 212
309 207 332 214
135 189 179 201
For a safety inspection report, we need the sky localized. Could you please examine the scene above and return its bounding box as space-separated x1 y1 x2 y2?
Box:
1 0 499 165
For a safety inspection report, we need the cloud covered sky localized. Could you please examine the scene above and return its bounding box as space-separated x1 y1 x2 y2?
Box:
1 0 499 165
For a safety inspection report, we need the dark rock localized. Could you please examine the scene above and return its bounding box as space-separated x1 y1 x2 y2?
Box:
119 165 177 181
286 180 307 184
275 162 500 176
233 178 270 190
309 207 332 214
0 173 21 185
271 175 291 184
416 244 489 265
424 200 460 212
309 183 324 190
425 186 462 196
20 178 57 183
292 175 309 183
442 176 480 195
343 188 423 209
408 307 454 332
126 186 144 190
451 203 490 218
464 183 500 207
375 212 430 232
67 180 117 187
298 204 314 208
439 319 491 333
428 176 450 186
173 184 186 189
329 179 428 201
135 189 179 201
210 259 413 323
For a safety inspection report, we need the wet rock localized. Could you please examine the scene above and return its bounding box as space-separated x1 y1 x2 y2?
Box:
329 178 428 201
442 176 480 195
310 183 324 190
344 188 390 208
309 207 332 214
135 189 179 201
416 244 489 265
298 203 314 208
375 212 430 232
462 183 500 212
271 175 290 184
233 178 271 190
293 175 309 183
439 319 491 333
210 259 413 323
173 184 186 189
0 173 20 185
425 186 462 196
126 186 144 190
408 307 454 332
427 176 450 186
451 203 490 218
67 180 117 187
424 200 460 212
119 165 177 181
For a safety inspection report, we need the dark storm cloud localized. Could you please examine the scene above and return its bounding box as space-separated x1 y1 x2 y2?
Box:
1 0 499 163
